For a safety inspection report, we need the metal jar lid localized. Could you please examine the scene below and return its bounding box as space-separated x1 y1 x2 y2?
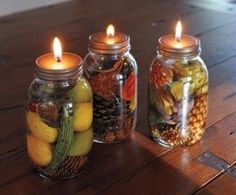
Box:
88 32 130 54
35 52 82 80
158 34 201 58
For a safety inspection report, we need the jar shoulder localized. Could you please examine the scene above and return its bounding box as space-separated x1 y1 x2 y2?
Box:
28 79 74 99
83 52 138 79
150 56 208 74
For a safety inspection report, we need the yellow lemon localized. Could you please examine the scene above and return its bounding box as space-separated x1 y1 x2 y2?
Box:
26 111 58 143
73 103 93 132
27 134 52 166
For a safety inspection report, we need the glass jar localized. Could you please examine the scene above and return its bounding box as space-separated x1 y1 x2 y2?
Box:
26 53 93 179
148 35 208 147
83 29 137 143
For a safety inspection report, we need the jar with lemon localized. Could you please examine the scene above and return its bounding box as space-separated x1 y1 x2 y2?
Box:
26 52 93 179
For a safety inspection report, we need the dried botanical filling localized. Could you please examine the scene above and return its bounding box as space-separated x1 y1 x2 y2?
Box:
26 77 93 178
84 57 137 143
148 59 208 147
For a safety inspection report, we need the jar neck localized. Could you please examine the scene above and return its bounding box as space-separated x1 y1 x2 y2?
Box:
157 50 201 60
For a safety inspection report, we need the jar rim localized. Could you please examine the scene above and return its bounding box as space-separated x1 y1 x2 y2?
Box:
88 32 131 54
35 52 83 81
158 35 201 58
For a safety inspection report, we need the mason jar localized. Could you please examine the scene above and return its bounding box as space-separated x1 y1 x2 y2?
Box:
26 53 93 179
83 26 137 143
148 34 208 147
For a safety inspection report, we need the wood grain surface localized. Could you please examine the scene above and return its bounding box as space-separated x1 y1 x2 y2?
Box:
0 0 236 194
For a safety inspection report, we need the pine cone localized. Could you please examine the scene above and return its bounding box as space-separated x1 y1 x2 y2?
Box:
93 95 122 134
157 124 184 146
93 94 134 142
37 156 88 179
95 113 134 143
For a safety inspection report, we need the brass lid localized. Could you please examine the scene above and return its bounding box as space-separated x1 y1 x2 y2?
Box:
158 34 201 58
88 32 130 54
35 52 82 80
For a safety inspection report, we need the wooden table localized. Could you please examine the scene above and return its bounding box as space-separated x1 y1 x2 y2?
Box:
1 0 236 194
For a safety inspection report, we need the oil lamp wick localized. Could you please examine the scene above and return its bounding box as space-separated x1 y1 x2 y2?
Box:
56 56 61 63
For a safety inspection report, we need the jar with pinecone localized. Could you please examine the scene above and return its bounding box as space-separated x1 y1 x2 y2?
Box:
148 22 208 147
83 25 137 143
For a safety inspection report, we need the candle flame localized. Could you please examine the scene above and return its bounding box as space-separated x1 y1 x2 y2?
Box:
106 24 115 37
53 37 62 62
175 20 182 42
